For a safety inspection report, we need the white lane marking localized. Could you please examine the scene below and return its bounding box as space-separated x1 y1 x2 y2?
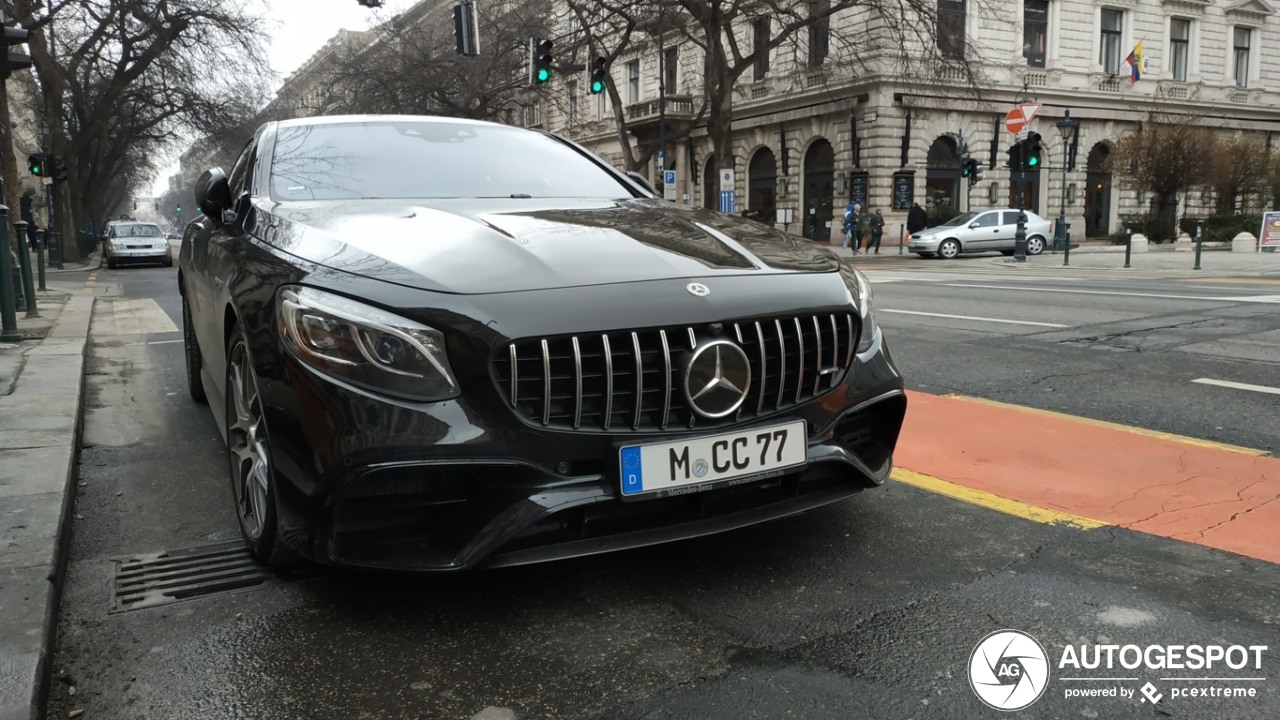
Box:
879 309 1069 328
1191 378 1280 396
122 339 184 346
111 298 179 335
941 283 1280 303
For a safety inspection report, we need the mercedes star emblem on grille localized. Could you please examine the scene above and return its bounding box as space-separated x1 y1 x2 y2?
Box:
686 282 711 297
683 340 751 418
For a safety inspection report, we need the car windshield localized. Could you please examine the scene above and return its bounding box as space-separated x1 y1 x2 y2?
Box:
940 212 981 227
114 224 162 238
270 120 636 201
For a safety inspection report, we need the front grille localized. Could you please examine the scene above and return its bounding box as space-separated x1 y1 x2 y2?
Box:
492 313 858 433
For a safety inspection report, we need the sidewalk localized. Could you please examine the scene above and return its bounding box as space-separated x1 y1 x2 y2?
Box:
821 239 1280 275
0 269 95 720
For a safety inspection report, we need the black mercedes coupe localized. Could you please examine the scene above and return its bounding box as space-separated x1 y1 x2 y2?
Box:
179 115 906 571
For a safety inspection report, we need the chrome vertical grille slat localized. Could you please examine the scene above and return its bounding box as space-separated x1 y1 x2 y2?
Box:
659 330 672 430
631 332 643 431
734 323 746 422
493 311 857 433
845 314 856 367
811 316 823 395
540 339 551 426
828 314 840 388
571 336 583 429
774 319 786 411
508 344 519 408
794 317 805 404
754 321 767 415
601 334 613 430
687 327 697 351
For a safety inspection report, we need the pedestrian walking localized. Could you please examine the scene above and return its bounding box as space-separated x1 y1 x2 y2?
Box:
869 209 885 253
843 202 863 253
906 201 927 241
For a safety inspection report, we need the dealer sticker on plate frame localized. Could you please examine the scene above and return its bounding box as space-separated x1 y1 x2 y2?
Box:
619 420 807 499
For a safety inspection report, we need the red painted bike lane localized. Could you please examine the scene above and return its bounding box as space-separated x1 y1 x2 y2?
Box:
893 391 1280 564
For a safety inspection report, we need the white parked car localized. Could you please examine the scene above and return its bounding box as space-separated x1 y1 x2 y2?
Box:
909 209 1053 259
104 222 173 269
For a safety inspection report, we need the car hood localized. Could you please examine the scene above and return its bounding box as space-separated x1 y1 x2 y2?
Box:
259 198 840 294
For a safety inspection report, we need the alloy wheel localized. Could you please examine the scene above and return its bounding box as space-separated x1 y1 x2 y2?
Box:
939 239 960 259
227 341 270 541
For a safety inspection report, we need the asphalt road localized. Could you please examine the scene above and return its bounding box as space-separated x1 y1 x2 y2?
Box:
44 260 1279 720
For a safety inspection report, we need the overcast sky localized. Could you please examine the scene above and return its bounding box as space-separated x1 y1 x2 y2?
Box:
151 0 419 196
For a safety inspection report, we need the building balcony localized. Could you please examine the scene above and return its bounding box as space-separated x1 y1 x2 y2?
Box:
624 94 695 142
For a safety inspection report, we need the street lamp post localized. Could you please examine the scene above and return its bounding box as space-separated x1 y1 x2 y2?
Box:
1055 110 1080 267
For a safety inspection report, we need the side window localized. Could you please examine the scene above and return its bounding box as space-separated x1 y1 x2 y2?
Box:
1002 211 1022 225
975 212 999 227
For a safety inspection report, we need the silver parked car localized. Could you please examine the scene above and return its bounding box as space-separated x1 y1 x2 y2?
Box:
104 222 173 269
908 209 1052 259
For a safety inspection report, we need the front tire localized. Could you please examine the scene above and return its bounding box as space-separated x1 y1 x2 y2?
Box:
225 325 291 565
938 239 961 259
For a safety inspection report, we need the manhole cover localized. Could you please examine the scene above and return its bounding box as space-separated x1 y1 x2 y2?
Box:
110 540 301 613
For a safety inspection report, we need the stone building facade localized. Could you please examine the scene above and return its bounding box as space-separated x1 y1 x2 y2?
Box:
533 0 1280 243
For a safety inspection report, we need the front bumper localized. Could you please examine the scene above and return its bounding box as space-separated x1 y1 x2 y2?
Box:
109 247 172 263
907 235 941 252
260 343 906 572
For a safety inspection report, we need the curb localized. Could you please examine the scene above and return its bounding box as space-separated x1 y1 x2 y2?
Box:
0 281 95 720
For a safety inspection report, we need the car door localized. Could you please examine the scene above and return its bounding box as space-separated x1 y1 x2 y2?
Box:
187 136 261 419
965 211 1002 252
999 211 1026 250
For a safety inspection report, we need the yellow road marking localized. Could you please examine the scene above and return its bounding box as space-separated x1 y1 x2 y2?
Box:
941 394 1268 457
891 469 1106 530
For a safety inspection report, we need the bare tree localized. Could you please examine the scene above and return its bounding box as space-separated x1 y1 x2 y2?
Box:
307 0 550 123
9 0 271 259
1104 112 1211 240
1205 134 1271 215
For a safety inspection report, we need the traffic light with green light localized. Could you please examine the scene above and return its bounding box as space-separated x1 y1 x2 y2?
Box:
27 153 43 176
530 37 552 85
1026 132 1043 169
588 56 607 94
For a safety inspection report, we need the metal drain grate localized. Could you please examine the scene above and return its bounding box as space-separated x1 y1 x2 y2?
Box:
111 540 290 612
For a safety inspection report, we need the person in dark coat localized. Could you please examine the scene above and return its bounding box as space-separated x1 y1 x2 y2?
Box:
906 202 927 237
868 209 885 253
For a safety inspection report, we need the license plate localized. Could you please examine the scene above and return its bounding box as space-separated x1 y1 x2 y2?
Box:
619 420 807 498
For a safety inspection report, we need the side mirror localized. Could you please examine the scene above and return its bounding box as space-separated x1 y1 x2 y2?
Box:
626 171 655 195
194 168 232 223
969 222 980 229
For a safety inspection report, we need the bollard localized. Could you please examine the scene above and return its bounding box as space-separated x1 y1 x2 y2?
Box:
1014 211 1027 263
1194 221 1204 271
1124 225 1133 269
48 229 63 268
1062 220 1071 267
898 223 904 255
0 206 20 342
14 220 36 317
35 228 46 291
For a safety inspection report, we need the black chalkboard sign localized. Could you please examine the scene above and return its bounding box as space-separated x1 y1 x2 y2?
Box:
892 174 913 211
849 173 868 210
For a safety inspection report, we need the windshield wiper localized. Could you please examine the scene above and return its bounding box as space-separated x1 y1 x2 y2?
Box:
509 193 532 199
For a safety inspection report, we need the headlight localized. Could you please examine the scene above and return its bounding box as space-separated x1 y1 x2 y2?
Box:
277 286 459 402
111 240 128 249
848 267 880 354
